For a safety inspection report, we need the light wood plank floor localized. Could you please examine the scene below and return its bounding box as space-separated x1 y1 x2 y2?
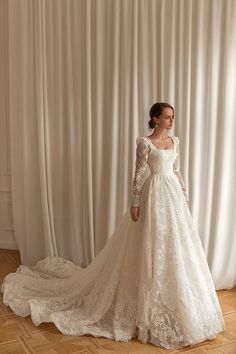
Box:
0 249 235 354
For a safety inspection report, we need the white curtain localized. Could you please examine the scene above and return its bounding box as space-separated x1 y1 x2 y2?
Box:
5 0 236 289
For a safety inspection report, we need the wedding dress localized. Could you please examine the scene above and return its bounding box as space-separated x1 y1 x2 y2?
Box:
1 135 225 350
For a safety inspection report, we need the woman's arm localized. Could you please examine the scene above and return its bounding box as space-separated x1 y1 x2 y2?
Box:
130 137 150 207
173 137 189 202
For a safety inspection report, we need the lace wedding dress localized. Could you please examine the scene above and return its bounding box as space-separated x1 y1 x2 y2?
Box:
1 135 225 350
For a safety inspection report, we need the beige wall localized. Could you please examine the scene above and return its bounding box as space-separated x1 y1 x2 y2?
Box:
0 0 17 249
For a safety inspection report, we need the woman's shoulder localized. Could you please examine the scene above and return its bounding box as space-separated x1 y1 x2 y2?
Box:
137 135 179 141
135 135 179 145
135 136 149 145
171 135 179 141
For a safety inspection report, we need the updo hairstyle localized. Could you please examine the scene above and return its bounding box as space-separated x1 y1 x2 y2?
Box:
148 102 174 129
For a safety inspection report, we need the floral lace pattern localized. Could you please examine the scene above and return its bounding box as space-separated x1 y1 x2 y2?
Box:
131 137 151 207
172 137 189 202
1 135 225 349
131 136 189 207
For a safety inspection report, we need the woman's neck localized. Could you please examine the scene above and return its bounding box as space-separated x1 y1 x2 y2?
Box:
150 127 169 139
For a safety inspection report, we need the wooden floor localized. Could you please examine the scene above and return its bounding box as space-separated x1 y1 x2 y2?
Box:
0 249 235 354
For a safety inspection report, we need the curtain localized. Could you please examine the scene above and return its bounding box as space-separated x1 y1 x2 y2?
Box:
5 0 236 289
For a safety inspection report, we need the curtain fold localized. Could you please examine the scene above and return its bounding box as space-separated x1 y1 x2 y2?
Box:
5 0 236 289
35 0 59 257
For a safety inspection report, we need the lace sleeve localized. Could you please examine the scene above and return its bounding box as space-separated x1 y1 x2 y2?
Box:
173 137 189 202
130 137 150 207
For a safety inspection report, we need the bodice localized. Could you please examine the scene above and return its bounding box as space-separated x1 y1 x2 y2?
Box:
130 135 189 207
145 137 177 175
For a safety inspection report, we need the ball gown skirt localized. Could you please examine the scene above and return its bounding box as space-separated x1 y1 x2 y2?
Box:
1 135 225 350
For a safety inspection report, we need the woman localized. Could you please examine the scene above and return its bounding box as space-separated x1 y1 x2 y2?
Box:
1 102 225 350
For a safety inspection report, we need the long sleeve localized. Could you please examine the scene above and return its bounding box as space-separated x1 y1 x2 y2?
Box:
173 137 189 202
130 137 150 207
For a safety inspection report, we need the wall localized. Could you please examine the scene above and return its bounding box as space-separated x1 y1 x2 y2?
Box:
0 0 17 249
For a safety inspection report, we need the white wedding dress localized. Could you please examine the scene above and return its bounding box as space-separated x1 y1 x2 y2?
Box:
1 135 225 350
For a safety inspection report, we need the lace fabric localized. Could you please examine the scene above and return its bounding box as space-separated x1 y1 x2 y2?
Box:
172 137 189 202
130 137 150 207
131 136 189 207
1 134 225 350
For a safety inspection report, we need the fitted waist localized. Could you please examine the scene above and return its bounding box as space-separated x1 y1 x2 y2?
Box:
150 171 175 176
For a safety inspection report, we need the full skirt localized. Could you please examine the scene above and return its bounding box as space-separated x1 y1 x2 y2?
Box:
1 173 226 349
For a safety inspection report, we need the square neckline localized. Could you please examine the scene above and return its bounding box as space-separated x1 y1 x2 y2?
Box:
145 135 175 151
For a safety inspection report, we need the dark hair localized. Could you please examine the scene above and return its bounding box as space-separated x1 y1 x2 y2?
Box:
148 102 174 129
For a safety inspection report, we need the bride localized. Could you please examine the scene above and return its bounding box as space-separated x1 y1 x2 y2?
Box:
1 102 225 349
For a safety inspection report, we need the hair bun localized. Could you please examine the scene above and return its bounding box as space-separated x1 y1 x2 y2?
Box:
148 119 155 129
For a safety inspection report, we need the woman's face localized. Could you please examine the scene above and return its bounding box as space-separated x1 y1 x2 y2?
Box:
154 107 174 129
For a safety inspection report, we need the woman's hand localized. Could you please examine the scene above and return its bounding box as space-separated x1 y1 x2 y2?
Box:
130 206 140 222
